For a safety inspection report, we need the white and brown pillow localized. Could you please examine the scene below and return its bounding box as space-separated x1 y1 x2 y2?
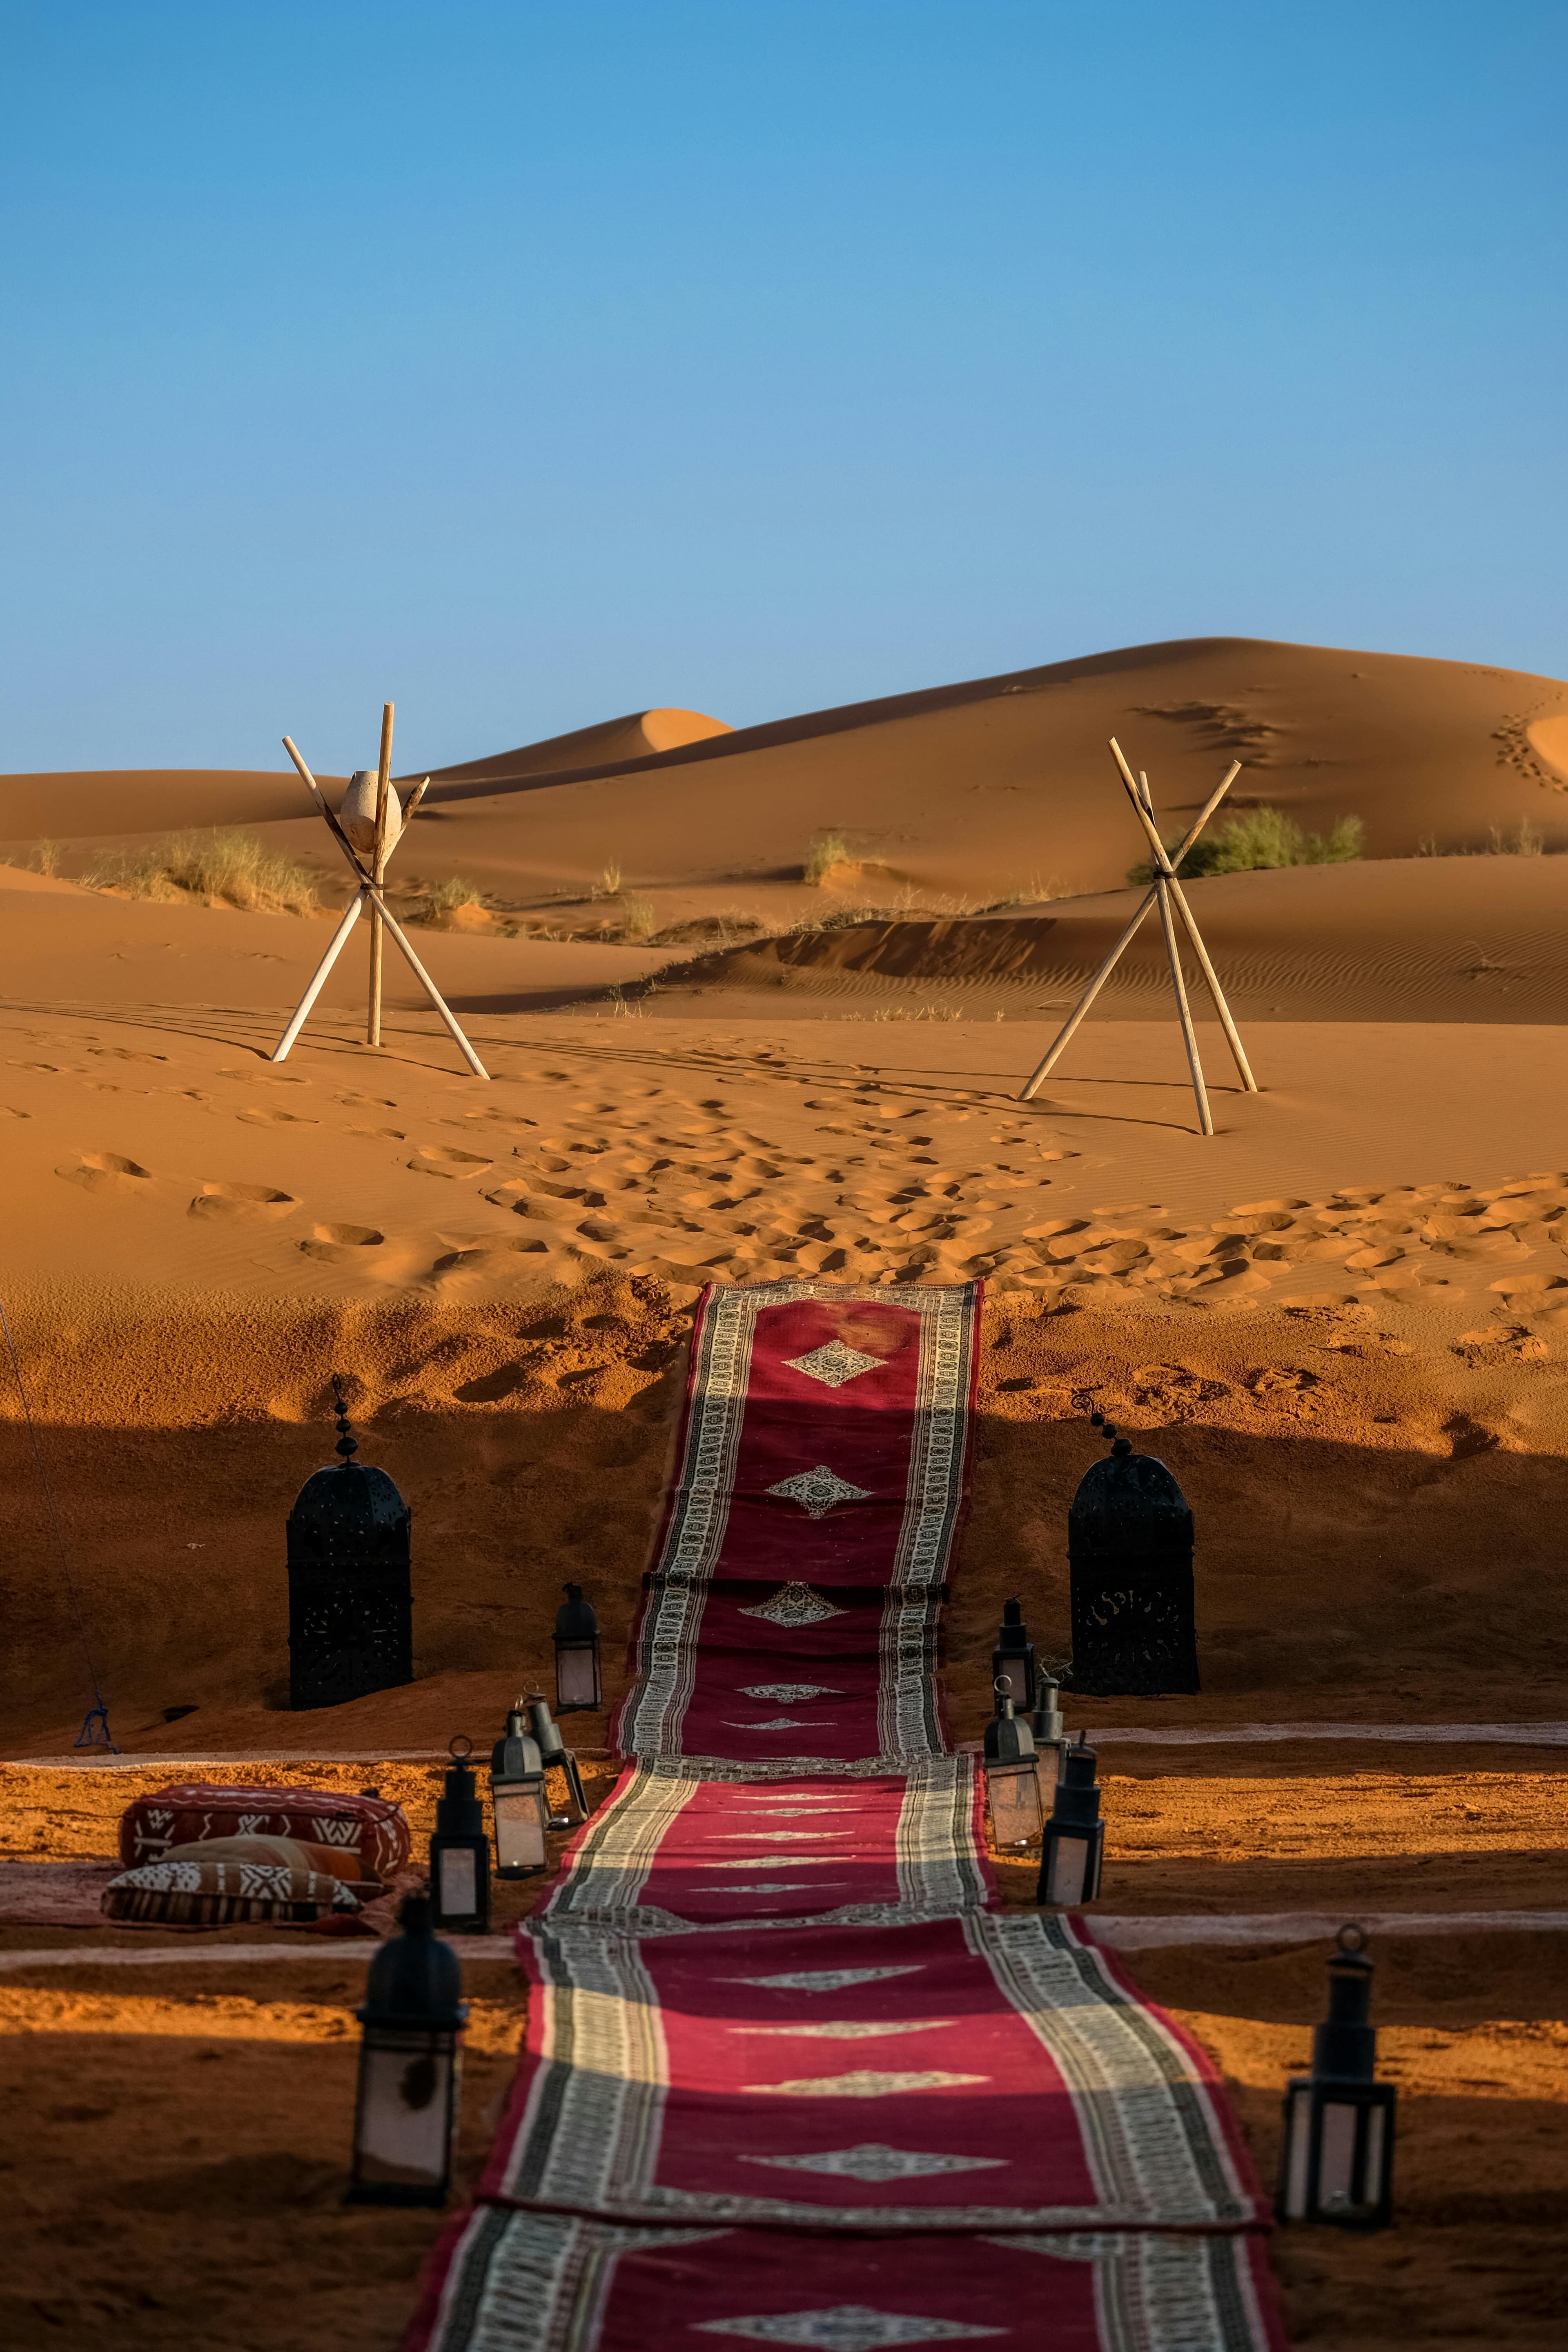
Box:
102 1835 362 1928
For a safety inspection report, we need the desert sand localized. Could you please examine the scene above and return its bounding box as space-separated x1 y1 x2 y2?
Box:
2 636 1566 2349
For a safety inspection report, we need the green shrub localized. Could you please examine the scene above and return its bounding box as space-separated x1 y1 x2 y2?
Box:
83 829 319 914
422 875 485 918
804 831 852 885
1127 807 1363 885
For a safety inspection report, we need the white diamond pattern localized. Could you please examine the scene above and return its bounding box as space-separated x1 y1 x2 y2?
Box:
747 2069 988 2098
783 1340 885 1389
736 1584 846 1627
737 1684 842 1702
694 2305 1003 2351
768 1465 873 1519
740 2144 1007 2183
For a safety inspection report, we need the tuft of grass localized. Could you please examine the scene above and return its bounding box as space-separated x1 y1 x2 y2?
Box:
594 860 623 899
31 839 62 877
619 895 657 941
83 829 319 914
804 831 852 885
1420 817 1548 858
421 875 485 920
1127 807 1363 885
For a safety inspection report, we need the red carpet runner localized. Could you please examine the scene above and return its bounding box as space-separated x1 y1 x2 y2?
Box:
407 1281 1285 2352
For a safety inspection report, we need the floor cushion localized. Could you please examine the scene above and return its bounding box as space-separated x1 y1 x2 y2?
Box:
102 1835 363 1928
117 1783 410 1884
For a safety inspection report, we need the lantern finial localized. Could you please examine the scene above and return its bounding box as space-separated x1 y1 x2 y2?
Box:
332 1373 359 1463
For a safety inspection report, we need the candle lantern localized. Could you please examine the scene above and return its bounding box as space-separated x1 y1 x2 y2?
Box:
553 1583 601 1713
528 1693 588 1825
489 1701 549 1878
1279 1925 1396 2230
1031 1673 1067 1782
346 1892 465 2207
1037 1732 1105 1907
983 1682 1044 1849
287 1378 412 1709
1067 1417 1198 1697
428 1737 490 1933
991 1597 1036 1714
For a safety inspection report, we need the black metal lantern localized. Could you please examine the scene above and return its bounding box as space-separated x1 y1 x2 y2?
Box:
991 1597 1036 1713
528 1693 588 1825
553 1583 601 1713
1067 1415 1198 1697
287 1377 412 1711
428 1737 490 1933
1037 1732 1105 1907
983 1682 1044 1849
1031 1673 1067 1782
1279 1925 1396 2230
489 1701 549 1878
346 1892 465 2207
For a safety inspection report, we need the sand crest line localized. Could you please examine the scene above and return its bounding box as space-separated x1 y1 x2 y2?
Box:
3 1913 1565 1977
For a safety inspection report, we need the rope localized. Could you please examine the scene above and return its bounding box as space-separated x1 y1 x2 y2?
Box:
0 1287 117 1751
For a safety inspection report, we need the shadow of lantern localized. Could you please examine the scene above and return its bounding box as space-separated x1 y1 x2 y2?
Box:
1067 1414 1198 1697
287 1375 413 1710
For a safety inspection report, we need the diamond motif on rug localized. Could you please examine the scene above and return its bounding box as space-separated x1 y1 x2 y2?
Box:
737 1584 846 1627
734 2019 956 2040
741 2143 1007 2182
693 2305 1003 2351
722 1717 821 1731
724 1966 924 1992
747 2069 988 2097
768 1465 873 1519
737 1684 842 1702
784 1340 885 1389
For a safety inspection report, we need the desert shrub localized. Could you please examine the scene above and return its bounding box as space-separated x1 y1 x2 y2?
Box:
804 831 851 885
31 839 61 876
421 876 485 920
83 829 319 913
595 860 623 898
619 895 657 940
1490 817 1545 856
1127 808 1363 885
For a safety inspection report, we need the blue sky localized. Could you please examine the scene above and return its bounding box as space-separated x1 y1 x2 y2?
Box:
3 1 1564 775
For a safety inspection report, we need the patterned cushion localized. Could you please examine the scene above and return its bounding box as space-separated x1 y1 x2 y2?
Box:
117 1784 410 1884
102 1835 363 1927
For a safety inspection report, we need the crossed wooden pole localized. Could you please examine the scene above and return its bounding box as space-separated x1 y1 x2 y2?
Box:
1017 740 1257 1133
270 702 491 1080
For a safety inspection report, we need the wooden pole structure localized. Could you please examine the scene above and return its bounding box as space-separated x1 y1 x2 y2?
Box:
1017 755 1243 1107
367 701 394 1048
271 730 490 1080
1109 741 1258 1093
1141 769 1213 1136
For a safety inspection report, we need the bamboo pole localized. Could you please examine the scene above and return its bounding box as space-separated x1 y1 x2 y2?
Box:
1016 760 1244 1104
368 702 394 1047
1109 744 1258 1091
365 890 491 1081
272 893 366 1062
1140 771 1213 1135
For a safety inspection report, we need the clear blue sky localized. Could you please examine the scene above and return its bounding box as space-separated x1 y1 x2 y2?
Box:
3 1 1564 776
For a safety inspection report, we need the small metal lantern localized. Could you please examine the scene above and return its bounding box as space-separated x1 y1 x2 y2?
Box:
489 1700 549 1878
553 1583 601 1713
991 1597 1036 1714
528 1693 588 1825
1067 1415 1198 1697
346 1892 465 2207
1038 1732 1105 1907
1279 1925 1396 2230
428 1737 490 1933
1031 1673 1067 1783
287 1379 412 1710
983 1682 1044 1849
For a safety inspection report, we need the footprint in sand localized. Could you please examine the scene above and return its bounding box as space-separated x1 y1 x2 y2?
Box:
297 1222 385 1263
237 1107 319 1127
408 1145 494 1178
188 1182 297 1221
56 1152 152 1195
88 1047 167 1065
0 1107 29 1120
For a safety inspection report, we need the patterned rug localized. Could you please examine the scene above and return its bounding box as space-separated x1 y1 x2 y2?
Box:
406 1281 1285 2352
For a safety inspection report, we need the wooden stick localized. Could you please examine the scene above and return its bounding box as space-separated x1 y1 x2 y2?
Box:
272 892 366 1062
368 702 394 1047
1017 888 1158 1100
281 735 373 882
364 885 490 1081
1140 772 1213 1135
1110 746 1258 1091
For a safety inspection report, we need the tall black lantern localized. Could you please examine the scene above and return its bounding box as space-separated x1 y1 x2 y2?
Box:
983 1684 1044 1849
347 1893 465 2207
1279 1925 1396 2230
1067 1416 1198 1697
554 1583 601 1713
287 1378 412 1710
489 1701 549 1878
991 1597 1036 1714
429 1737 490 1934
528 1693 589 1824
1037 1733 1105 1907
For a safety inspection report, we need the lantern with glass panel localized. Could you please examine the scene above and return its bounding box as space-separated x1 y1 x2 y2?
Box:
528 1693 588 1825
1037 1732 1105 1907
346 1893 465 2207
1279 1924 1396 2230
428 1735 490 1933
489 1699 550 1878
983 1678 1044 1850
554 1583 601 1713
